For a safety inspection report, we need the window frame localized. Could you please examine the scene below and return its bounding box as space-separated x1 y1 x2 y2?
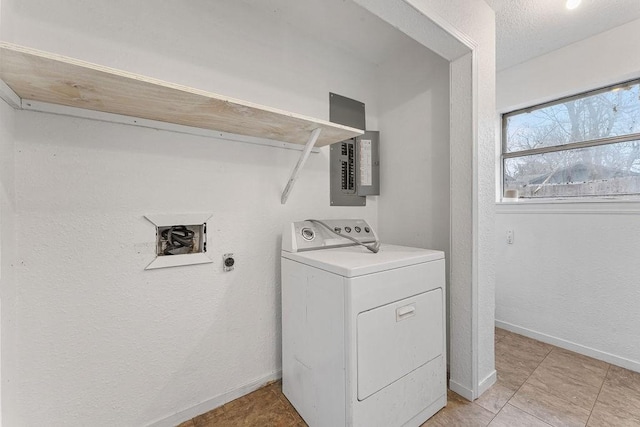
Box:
500 78 640 202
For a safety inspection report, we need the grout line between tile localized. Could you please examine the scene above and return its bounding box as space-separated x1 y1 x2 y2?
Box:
485 403 500 425
488 331 555 426
585 363 611 426
504 344 556 426
468 399 499 426
504 403 555 427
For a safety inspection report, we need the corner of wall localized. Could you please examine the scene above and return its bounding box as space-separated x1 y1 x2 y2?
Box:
0 98 17 427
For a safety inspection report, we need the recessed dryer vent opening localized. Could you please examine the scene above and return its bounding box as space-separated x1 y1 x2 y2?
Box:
156 224 206 256
144 213 213 270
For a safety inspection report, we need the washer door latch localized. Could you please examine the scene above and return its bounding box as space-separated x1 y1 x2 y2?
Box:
396 304 416 322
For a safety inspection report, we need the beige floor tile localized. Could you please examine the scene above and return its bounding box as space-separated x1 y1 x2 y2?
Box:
595 371 640 420
494 332 553 391
270 382 308 426
587 399 640 427
488 404 552 427
497 332 554 362
538 348 609 389
496 350 541 390
495 337 551 367
422 390 495 427
176 336 636 427
496 364 534 390
475 380 518 414
526 364 601 410
495 327 509 343
192 385 298 427
606 365 640 395
496 328 522 340
510 382 591 427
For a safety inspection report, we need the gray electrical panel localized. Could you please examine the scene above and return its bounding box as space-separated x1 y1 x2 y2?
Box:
329 93 365 130
329 93 380 206
330 139 364 206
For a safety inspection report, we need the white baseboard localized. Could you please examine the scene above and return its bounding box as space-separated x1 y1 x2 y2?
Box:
449 379 474 401
449 370 496 402
478 370 496 397
146 370 282 427
496 320 640 373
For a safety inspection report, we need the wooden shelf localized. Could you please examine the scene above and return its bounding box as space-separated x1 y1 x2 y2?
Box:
0 42 363 147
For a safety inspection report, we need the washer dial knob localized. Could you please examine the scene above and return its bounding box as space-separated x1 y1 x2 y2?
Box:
301 227 315 241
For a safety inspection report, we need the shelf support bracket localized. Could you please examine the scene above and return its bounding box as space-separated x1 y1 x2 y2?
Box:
0 79 21 109
281 128 322 204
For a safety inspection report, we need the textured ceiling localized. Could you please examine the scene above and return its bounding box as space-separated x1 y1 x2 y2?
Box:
485 0 640 70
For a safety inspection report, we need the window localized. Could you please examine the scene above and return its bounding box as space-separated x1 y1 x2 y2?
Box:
502 79 640 200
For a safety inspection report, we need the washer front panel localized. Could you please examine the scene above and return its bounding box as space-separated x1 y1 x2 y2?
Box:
281 241 447 427
357 288 443 400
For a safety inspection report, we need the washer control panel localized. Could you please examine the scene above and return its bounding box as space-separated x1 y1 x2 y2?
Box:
282 219 377 252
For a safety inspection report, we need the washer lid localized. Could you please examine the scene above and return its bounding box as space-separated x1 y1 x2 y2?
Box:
281 244 444 277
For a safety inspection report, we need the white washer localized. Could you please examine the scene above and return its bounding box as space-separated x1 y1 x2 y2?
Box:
281 219 446 427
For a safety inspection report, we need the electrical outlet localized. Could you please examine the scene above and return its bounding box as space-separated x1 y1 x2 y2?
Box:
506 230 514 244
223 253 235 272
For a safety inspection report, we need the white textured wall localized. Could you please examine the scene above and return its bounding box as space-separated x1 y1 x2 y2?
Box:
1 0 380 124
12 111 379 426
414 0 497 398
0 1 499 424
1 3 6 424
498 18 640 112
449 52 475 393
414 0 497 397
496 19 640 372
1 1 380 425
0 99 16 427
376 45 450 254
375 41 451 362
354 0 496 399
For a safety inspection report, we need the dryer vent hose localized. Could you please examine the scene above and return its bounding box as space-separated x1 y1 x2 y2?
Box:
161 226 195 255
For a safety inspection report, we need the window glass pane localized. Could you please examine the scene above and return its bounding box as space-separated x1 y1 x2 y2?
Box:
504 140 640 198
505 81 640 153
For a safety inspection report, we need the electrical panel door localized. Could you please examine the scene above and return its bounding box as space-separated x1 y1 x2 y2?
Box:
355 131 380 196
329 93 380 206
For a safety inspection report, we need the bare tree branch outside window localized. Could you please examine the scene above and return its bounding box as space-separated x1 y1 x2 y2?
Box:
502 79 640 199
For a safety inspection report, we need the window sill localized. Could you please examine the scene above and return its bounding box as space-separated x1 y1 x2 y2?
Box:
496 197 640 214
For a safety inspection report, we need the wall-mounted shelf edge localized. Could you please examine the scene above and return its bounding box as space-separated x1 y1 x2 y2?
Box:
0 42 363 147
0 41 363 203
20 99 322 154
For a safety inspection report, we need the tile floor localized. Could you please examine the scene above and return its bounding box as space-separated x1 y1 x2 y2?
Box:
178 328 640 426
